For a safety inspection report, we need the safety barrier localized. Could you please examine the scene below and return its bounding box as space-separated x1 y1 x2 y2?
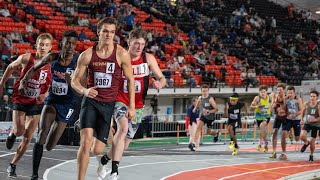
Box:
149 113 311 146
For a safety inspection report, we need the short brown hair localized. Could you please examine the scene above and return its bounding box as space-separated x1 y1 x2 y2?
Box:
259 85 268 91
128 29 147 41
277 83 286 89
36 33 53 44
97 17 118 32
287 85 295 91
310 90 319 97
201 84 209 90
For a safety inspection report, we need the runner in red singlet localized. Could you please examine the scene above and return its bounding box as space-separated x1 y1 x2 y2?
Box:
0 33 52 178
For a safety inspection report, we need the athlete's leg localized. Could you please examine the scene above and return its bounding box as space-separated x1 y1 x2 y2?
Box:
109 116 128 175
281 130 288 151
259 120 267 144
300 129 308 144
194 121 205 149
228 124 236 143
11 115 41 165
36 105 57 145
272 128 279 152
206 128 218 136
189 122 198 144
12 110 27 136
310 137 316 155
32 105 56 178
294 121 301 142
77 128 94 180
6 110 26 150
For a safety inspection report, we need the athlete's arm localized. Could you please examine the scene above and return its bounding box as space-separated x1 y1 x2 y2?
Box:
71 48 97 98
146 53 166 89
242 102 248 116
118 46 135 117
301 102 307 125
186 107 191 131
296 97 304 117
316 103 320 122
66 60 86 96
208 97 218 114
269 93 275 109
224 102 229 118
250 96 259 109
19 53 56 94
193 96 201 113
0 53 29 96
22 53 55 81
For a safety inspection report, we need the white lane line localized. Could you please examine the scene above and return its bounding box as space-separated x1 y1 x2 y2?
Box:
0 150 33 158
219 163 320 180
43 159 76 180
160 160 275 180
43 157 98 180
106 157 272 176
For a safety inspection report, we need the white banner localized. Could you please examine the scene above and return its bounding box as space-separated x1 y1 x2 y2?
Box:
0 122 13 140
300 80 320 102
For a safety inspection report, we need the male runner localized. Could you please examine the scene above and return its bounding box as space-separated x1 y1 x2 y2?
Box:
270 83 287 158
280 85 303 160
250 85 274 153
71 17 136 180
225 93 246 155
0 33 52 177
191 84 219 151
96 29 166 180
300 90 320 161
19 30 79 179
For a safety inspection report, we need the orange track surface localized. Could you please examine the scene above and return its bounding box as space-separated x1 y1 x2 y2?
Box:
166 161 320 180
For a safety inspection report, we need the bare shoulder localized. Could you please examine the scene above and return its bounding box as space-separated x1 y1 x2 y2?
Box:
79 47 93 64
145 52 156 59
116 44 129 56
13 53 31 65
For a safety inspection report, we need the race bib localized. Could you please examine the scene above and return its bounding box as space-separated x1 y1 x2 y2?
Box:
123 80 141 93
205 103 210 107
52 80 68 95
106 63 115 73
94 72 112 88
66 68 75 78
260 107 269 115
132 63 150 77
39 70 48 84
234 109 240 114
288 108 296 114
24 87 40 97
230 113 238 120
307 115 315 122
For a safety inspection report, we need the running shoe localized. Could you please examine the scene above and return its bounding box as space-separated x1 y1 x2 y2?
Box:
269 152 277 158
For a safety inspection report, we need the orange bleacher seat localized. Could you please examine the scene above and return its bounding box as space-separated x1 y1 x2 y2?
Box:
174 78 184 88
193 76 202 85
205 65 214 72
